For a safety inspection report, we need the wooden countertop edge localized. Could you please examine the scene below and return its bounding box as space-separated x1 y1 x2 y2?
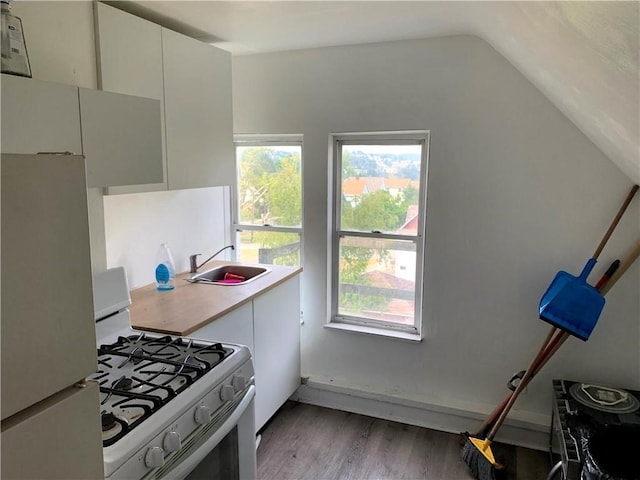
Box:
129 261 302 336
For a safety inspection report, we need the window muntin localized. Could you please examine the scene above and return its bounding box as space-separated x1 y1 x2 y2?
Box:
331 133 428 334
234 137 302 267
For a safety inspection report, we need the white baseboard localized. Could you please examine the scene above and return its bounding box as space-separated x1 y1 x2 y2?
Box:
291 378 551 452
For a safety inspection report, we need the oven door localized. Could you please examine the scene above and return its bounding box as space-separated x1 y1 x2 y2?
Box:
149 385 256 480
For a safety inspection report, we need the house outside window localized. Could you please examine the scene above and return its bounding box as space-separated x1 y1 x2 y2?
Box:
234 135 303 266
330 131 429 338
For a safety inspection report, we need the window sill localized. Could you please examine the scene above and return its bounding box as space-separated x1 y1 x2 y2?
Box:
324 322 422 343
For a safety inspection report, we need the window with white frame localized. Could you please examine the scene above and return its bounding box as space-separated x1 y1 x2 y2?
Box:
330 131 429 337
234 135 303 266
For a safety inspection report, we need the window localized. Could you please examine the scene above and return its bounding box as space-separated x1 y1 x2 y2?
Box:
234 135 303 266
330 131 429 338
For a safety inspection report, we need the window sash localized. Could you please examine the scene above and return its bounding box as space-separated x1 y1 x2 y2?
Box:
330 132 429 335
233 135 303 266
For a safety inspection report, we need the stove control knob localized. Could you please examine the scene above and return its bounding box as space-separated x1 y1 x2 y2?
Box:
194 404 211 425
220 384 235 402
145 446 165 468
232 375 247 392
163 431 181 452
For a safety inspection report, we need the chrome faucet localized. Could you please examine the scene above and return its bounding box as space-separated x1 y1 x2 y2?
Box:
189 245 235 273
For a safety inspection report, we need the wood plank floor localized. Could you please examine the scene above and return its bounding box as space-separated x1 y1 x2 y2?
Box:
257 401 551 480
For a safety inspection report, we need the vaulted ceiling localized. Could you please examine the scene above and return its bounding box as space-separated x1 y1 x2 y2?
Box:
116 1 639 183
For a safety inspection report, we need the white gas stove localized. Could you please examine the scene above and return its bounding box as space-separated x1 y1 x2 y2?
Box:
92 267 257 480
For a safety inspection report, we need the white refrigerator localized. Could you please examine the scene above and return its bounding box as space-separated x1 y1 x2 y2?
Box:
1 154 104 479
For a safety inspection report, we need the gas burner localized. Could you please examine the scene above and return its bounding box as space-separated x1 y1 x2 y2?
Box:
99 334 230 371
569 383 640 414
102 412 118 431
91 333 234 447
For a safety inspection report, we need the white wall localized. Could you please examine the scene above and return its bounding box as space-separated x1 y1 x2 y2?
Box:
12 2 230 282
103 187 232 289
232 36 640 434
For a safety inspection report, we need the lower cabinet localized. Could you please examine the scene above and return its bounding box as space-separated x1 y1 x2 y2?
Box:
253 279 301 431
190 302 254 355
190 275 301 432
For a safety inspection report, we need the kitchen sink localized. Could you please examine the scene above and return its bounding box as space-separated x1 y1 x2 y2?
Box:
187 264 271 285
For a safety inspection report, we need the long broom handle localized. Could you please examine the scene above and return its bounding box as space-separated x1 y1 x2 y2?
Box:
474 190 638 438
485 241 640 442
473 326 557 435
485 334 551 441
600 239 640 296
475 257 621 436
592 185 638 260
474 256 620 436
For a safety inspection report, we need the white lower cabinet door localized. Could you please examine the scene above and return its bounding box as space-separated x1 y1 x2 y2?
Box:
252 278 301 430
1 381 104 480
190 301 255 356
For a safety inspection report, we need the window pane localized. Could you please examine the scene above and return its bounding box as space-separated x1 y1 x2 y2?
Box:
341 145 422 234
236 230 301 267
237 146 302 227
337 236 416 325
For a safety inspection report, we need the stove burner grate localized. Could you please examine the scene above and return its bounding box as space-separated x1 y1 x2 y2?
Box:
91 333 234 447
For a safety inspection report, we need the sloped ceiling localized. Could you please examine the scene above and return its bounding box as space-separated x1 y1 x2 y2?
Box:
119 1 639 183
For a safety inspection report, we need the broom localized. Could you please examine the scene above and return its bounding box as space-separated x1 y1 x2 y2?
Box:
461 240 640 480
469 258 621 441
461 185 639 480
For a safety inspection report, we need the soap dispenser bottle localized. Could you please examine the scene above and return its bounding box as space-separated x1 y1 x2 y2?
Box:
155 243 176 291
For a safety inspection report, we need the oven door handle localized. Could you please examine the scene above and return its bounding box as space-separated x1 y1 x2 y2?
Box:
166 385 256 480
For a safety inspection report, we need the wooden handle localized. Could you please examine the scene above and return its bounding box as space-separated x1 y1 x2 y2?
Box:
486 326 556 441
473 326 557 436
593 185 639 260
600 239 640 296
478 246 638 440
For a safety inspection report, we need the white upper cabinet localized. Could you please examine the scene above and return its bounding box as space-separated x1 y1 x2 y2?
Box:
94 1 167 193
94 2 235 192
1 73 163 188
94 2 163 100
1 74 82 155
79 88 163 188
162 28 235 190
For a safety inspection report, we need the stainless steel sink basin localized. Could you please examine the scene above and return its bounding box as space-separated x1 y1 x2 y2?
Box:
187 265 271 285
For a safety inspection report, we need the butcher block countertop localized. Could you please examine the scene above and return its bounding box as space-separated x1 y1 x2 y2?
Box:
130 261 302 336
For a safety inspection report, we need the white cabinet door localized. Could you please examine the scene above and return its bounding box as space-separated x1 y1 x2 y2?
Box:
1 382 104 480
1 154 97 419
190 301 255 355
0 74 82 154
94 2 167 194
94 2 163 100
162 27 235 190
252 278 301 430
79 87 163 188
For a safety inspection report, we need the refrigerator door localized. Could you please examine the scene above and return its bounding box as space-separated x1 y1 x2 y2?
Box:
1 154 97 419
1 381 104 480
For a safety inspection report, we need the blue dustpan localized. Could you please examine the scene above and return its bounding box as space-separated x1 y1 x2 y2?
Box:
539 258 605 341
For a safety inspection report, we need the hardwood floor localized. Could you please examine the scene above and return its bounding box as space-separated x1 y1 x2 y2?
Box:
257 401 551 480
